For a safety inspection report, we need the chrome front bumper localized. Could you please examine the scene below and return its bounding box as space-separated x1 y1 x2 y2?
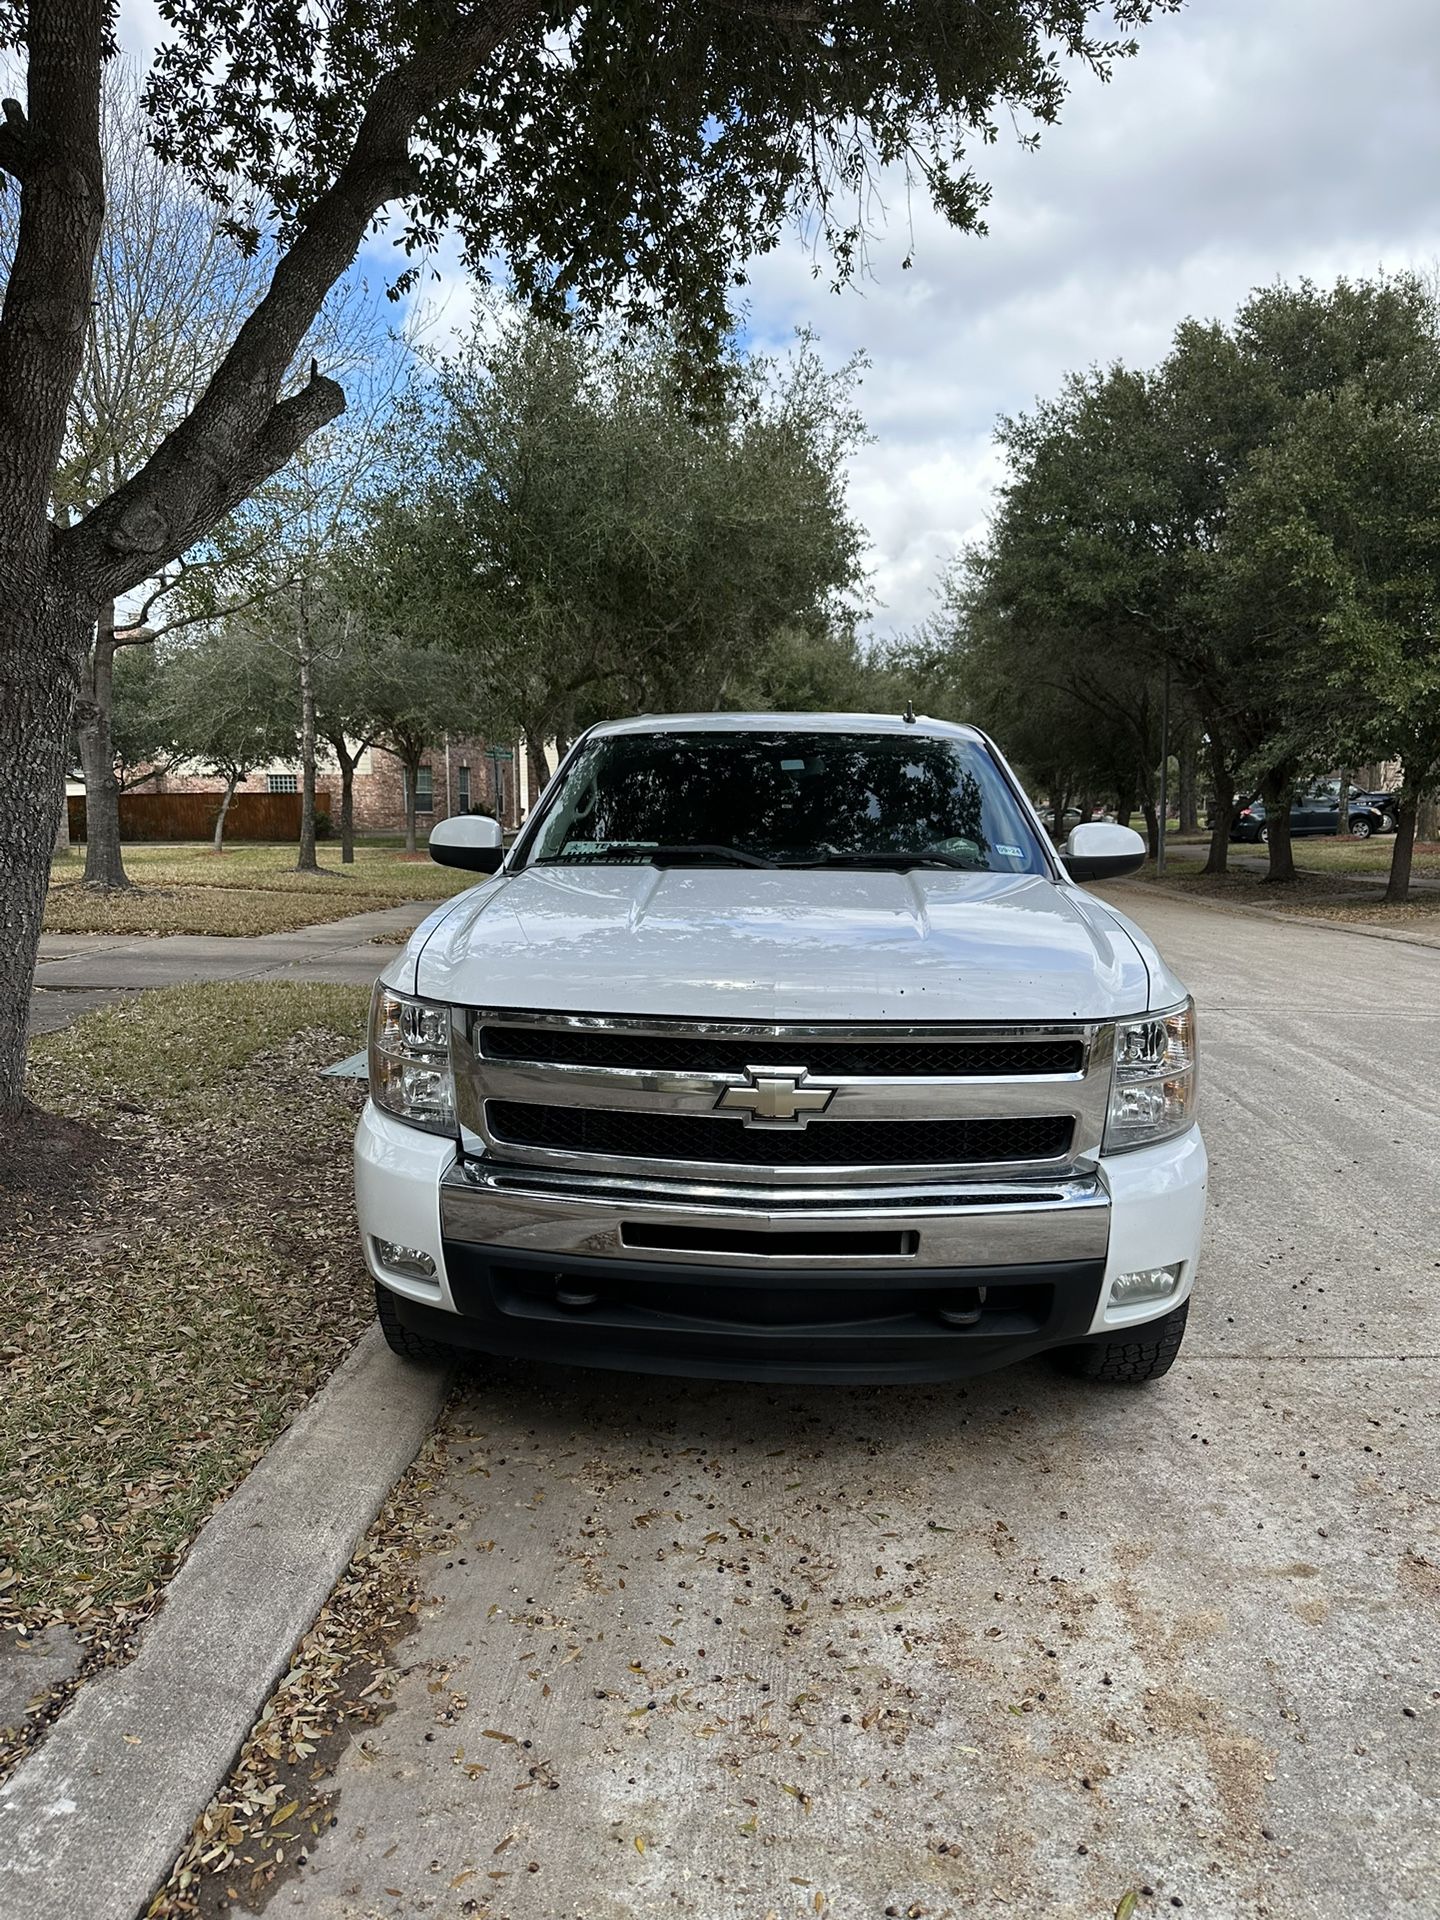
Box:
438 1158 1112 1269
357 1104 1206 1383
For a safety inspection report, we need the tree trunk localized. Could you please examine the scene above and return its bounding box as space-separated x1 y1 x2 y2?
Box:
405 756 419 855
0 591 94 1118
527 737 550 819
1050 788 1067 840
1141 798 1160 862
340 753 356 864
321 731 360 863
76 602 130 888
1260 771 1297 882
54 784 71 858
1136 760 1160 860
1415 789 1436 846
212 770 239 853
296 617 319 872
1115 793 1133 830
1334 768 1350 837
1178 735 1198 834
1385 789 1420 904
1202 734 1232 876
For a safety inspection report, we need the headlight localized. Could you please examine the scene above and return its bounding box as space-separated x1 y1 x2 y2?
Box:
369 985 455 1134
1105 999 1197 1152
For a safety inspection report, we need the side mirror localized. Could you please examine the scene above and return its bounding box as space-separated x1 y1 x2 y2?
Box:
429 813 504 874
1062 821 1147 882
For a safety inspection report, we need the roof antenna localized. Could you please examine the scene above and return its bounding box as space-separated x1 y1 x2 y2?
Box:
902 700 917 725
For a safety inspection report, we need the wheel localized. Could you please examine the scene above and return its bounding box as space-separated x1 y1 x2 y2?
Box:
375 1281 458 1364
1350 818 1372 839
1259 825 1269 843
1051 1301 1189 1384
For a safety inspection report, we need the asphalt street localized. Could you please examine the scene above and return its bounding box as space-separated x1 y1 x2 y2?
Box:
229 890 1440 1919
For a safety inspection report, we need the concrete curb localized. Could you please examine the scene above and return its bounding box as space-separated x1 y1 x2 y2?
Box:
0 1327 450 1920
1110 877 1440 952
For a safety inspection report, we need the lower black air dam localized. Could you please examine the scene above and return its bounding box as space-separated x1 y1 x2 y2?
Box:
385 1243 1109 1384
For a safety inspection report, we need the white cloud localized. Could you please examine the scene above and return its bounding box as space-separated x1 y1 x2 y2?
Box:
743 0 1440 634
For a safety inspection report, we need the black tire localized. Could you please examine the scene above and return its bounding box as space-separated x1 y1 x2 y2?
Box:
1051 1301 1189 1384
1350 818 1372 839
375 1281 458 1364
1258 824 1269 843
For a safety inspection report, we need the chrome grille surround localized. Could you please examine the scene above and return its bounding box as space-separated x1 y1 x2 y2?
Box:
451 1007 1115 1188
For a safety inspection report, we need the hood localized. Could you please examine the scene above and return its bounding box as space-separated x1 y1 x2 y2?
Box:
406 866 1156 1022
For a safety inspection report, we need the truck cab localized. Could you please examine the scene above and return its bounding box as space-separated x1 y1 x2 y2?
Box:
356 713 1206 1385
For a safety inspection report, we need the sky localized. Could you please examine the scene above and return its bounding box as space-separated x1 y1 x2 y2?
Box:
116 0 1440 640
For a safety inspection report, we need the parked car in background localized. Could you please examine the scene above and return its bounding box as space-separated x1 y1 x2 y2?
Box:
1229 791 1390 843
1042 804 1116 840
1353 789 1399 830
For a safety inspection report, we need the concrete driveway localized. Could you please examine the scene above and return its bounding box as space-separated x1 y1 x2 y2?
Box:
250 890 1439 1920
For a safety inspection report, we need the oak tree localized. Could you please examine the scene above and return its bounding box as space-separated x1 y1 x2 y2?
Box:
0 0 1178 1115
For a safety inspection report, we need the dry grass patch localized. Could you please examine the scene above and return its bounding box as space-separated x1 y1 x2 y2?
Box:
0 983 376 1772
45 843 471 936
42 885 407 937
1130 864 1440 929
1273 837 1440 878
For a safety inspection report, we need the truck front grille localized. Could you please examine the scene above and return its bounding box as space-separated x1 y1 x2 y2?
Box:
479 1025 1084 1079
456 1009 1111 1186
486 1102 1074 1169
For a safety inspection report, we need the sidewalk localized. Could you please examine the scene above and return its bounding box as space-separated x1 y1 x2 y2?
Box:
29 902 427 1031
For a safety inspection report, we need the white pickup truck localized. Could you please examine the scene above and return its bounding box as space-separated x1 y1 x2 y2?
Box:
356 712 1206 1386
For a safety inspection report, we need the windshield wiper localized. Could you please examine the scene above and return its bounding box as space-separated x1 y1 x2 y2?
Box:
788 850 990 872
646 843 776 868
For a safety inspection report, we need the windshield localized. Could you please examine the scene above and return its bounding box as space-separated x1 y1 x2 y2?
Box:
523 729 1050 874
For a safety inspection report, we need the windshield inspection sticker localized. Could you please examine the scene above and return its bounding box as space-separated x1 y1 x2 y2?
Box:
561 839 655 856
996 844 1024 858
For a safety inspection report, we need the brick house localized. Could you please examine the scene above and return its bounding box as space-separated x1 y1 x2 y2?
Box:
157 732 549 835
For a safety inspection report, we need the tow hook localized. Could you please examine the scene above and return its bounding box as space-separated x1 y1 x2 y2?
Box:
938 1287 986 1328
556 1280 600 1311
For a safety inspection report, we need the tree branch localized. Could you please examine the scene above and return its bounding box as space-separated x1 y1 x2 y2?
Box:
133 533 276 630
58 0 543 605
85 363 346 575
0 98 33 184
0 14 105 539
116 572 295 646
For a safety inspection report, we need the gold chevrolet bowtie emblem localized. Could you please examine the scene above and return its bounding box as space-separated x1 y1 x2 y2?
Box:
716 1066 836 1127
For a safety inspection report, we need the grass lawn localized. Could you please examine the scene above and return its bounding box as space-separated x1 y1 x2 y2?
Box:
44 842 473 937
1128 860 1440 928
1194 836 1440 878
0 983 377 1770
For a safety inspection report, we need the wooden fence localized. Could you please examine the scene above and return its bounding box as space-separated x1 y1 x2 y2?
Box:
67 790 331 843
